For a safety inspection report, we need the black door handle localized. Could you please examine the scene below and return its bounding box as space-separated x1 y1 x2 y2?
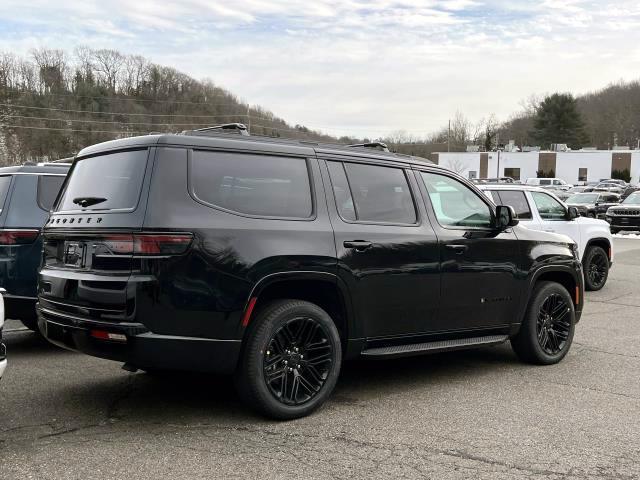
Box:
344 240 372 251
445 244 468 254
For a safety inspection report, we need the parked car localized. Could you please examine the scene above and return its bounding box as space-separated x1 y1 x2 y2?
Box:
525 178 573 191
38 126 584 419
606 192 640 234
598 178 627 187
480 185 613 291
0 163 69 331
585 182 625 195
620 185 640 201
0 288 6 380
568 186 588 194
565 192 620 219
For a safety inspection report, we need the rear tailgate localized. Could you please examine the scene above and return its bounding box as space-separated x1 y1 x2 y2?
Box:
39 148 154 323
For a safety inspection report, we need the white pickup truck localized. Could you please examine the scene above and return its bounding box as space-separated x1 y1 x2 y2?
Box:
479 185 613 291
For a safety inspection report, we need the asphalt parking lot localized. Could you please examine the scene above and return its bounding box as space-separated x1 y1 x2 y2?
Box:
1 238 639 480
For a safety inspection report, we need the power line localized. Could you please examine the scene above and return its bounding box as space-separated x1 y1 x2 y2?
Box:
0 114 245 127
0 124 146 135
7 90 239 106
0 102 251 118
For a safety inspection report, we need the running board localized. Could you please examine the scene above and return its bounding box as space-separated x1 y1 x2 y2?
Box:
361 335 509 358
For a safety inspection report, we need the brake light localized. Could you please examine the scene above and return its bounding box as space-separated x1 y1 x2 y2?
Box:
101 233 193 256
90 329 127 342
0 229 39 245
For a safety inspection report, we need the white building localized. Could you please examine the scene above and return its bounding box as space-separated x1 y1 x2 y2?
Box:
433 150 640 184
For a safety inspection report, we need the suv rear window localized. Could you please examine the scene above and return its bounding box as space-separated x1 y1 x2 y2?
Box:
37 176 65 211
190 151 312 219
57 149 148 211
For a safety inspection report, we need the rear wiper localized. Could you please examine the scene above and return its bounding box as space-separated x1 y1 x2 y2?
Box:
73 196 107 208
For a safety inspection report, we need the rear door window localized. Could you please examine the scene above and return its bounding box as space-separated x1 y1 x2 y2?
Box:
334 162 416 224
57 149 149 211
190 151 313 219
37 175 66 211
0 176 12 213
492 190 533 220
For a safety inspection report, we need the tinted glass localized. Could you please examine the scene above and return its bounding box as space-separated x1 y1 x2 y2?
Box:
342 163 416 224
326 161 356 221
58 149 148 211
623 193 640 205
191 151 312 218
531 191 566 220
421 172 492 228
540 179 552 185
37 175 65 211
0 176 12 213
493 190 532 220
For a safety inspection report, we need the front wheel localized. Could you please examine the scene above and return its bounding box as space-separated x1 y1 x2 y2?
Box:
511 282 575 365
583 246 609 291
236 299 342 420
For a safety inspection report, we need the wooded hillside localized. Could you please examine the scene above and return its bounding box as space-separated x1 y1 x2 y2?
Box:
0 48 350 164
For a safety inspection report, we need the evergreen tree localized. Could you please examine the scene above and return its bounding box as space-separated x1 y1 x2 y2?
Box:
531 93 588 149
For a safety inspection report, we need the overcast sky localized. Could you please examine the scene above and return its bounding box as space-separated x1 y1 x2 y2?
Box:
2 0 640 138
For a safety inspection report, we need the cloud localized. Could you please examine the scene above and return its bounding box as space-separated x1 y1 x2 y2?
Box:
2 0 640 137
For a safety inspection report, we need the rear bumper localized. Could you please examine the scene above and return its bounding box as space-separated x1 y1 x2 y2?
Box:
37 305 241 374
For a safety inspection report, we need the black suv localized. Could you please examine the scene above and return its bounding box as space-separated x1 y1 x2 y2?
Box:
0 163 69 329
38 127 584 419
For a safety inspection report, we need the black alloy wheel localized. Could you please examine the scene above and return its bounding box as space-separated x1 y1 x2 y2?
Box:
263 317 334 406
511 281 575 365
236 299 342 420
536 293 571 355
583 246 609 291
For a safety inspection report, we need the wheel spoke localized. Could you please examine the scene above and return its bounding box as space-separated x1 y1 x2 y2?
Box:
262 316 334 406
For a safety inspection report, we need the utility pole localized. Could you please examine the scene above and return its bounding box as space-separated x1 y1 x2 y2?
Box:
447 119 451 152
246 104 251 134
496 132 500 177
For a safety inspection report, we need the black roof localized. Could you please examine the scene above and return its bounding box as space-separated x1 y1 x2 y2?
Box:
0 163 71 175
76 131 438 169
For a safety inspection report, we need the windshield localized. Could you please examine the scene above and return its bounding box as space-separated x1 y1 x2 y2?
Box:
566 193 598 204
57 149 148 211
622 193 640 205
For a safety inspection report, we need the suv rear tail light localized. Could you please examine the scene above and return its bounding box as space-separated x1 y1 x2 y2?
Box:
0 229 40 245
101 233 193 256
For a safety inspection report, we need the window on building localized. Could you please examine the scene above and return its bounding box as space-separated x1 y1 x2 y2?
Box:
503 168 521 181
578 168 588 182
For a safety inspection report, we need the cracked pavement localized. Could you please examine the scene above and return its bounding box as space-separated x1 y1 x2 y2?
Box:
1 238 639 479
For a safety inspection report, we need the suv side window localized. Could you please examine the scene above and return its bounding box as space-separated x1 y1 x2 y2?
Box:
531 191 566 220
37 175 66 211
491 190 532 220
0 176 12 214
421 172 492 228
190 151 313 219
329 162 416 224
540 179 552 186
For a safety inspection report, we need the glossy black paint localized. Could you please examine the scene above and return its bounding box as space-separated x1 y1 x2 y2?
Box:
38 134 583 373
0 165 69 318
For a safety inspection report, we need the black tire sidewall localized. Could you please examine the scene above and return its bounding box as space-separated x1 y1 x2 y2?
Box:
238 300 342 420
514 282 576 365
583 245 609 291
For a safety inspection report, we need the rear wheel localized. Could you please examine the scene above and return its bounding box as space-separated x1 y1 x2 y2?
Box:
511 282 575 365
236 299 342 420
583 246 609 291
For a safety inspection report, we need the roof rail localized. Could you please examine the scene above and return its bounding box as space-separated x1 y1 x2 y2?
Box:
36 162 72 167
347 142 390 153
181 123 249 137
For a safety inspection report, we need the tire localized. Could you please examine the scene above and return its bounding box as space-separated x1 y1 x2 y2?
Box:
583 246 609 291
235 299 342 420
20 313 41 332
511 282 575 365
610 228 620 235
